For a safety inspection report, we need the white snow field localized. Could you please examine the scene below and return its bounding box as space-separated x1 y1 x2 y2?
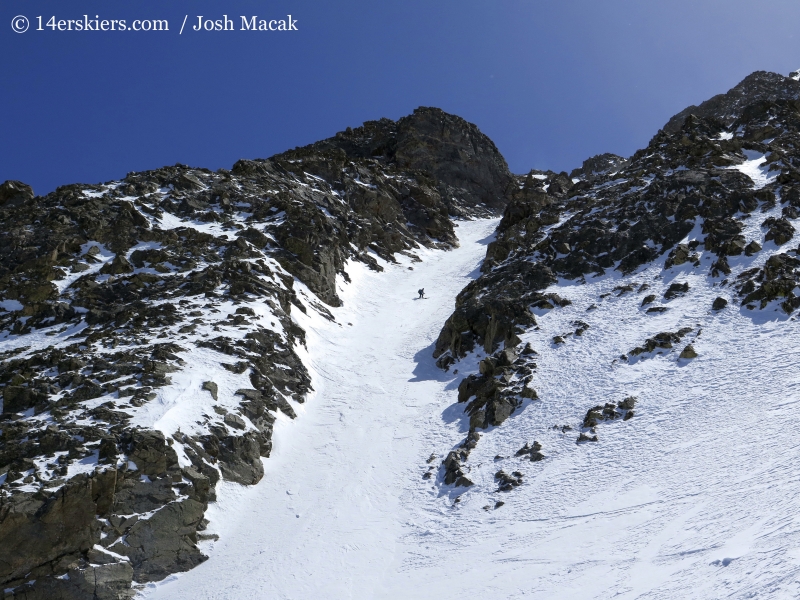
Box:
141 216 800 600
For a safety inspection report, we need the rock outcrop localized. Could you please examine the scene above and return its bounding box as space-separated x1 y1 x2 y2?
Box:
309 106 515 217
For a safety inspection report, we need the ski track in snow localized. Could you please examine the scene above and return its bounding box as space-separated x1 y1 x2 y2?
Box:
140 217 800 600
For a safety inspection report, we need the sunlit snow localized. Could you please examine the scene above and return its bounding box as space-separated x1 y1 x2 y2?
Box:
139 216 800 599
729 150 778 190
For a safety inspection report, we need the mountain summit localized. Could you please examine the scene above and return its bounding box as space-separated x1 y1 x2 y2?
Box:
663 70 800 134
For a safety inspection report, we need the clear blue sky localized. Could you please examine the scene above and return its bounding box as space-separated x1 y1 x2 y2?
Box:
3 0 800 194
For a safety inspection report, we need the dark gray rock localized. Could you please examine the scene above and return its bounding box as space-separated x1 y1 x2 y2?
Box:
494 469 523 492
0 472 114 587
442 451 473 487
99 255 133 276
108 498 207 583
223 413 246 430
202 381 218 401
664 282 689 300
665 243 693 268
5 562 135 600
628 328 693 357
570 153 627 179
515 441 544 462
216 432 264 485
0 180 34 207
745 240 762 256
736 253 800 311
124 430 177 478
764 216 795 246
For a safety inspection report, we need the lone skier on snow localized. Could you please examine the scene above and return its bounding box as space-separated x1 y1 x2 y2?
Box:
418 288 425 299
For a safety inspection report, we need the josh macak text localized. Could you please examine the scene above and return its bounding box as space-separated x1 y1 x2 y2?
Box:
192 15 298 31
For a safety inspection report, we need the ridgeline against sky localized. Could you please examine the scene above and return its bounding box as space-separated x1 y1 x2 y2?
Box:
3 0 800 194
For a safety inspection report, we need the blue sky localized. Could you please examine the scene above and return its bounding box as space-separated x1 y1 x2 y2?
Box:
3 0 800 194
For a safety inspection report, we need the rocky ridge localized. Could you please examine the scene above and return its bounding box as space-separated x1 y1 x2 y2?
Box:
0 108 511 599
432 69 800 495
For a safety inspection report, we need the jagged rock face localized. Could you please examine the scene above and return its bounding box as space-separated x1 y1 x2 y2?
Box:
393 107 514 214
307 106 515 216
663 70 800 134
434 70 800 367
0 181 34 208
0 107 510 598
455 345 539 431
570 153 627 179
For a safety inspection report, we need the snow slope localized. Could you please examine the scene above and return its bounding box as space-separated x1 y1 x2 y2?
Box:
139 219 497 599
141 217 800 600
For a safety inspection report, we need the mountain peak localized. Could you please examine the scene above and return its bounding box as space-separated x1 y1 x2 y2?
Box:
282 107 513 216
663 70 800 134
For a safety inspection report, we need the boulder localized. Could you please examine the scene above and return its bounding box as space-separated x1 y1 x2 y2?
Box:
202 381 218 401
494 469 523 492
442 451 473 487
664 282 689 299
744 240 762 256
223 413 246 430
665 243 691 268
100 255 134 275
764 216 795 245
6 562 135 600
0 180 34 207
125 430 177 478
712 297 728 310
216 432 264 485
108 498 207 583
488 396 514 426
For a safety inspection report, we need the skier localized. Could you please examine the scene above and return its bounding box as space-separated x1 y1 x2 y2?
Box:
418 288 425 299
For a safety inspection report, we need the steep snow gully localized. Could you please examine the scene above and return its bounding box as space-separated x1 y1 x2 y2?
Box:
141 219 497 599
143 217 800 599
